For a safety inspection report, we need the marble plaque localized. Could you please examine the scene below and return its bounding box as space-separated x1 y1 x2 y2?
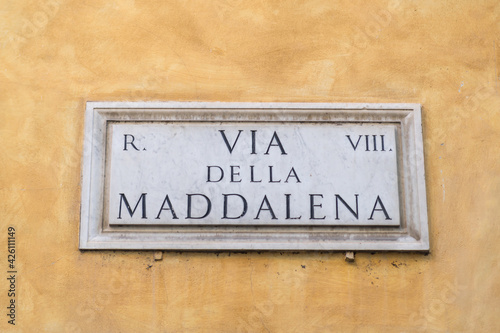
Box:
79 102 429 251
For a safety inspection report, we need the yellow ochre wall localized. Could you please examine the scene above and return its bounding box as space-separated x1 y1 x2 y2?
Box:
1 0 499 332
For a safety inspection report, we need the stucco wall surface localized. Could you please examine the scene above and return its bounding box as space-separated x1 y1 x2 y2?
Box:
1 0 499 332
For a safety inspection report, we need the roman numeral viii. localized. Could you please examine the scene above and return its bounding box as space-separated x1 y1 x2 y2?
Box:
346 135 390 152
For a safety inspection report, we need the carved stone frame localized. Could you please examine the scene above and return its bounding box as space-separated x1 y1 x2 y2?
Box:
79 102 429 251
